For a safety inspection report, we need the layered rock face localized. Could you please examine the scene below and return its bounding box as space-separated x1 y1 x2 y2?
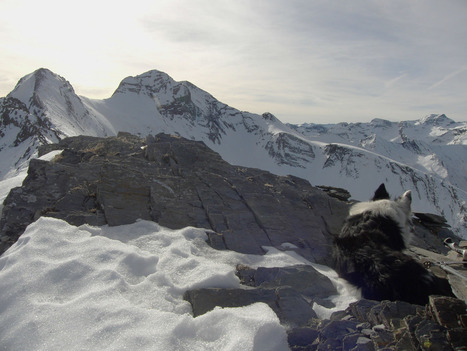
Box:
0 132 350 264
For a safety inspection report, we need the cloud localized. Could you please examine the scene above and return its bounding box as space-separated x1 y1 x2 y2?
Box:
428 67 467 90
1 0 466 123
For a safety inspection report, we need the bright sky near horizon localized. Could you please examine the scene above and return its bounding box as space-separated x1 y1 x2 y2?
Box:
1 0 466 124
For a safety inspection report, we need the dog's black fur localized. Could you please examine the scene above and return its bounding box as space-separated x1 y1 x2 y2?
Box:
333 184 453 305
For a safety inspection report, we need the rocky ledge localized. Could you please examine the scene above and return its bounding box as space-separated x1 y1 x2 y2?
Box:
1 132 466 350
295 296 467 351
0 132 351 263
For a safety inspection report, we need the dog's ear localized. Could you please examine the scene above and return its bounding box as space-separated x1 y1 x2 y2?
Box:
398 190 412 212
372 183 390 201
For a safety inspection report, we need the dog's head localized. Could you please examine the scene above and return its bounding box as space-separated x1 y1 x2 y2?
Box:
350 183 414 245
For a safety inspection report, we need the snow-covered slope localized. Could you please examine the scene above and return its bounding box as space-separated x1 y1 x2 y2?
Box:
1 68 466 236
290 116 467 190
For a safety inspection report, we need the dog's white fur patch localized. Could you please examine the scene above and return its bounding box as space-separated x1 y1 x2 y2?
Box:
349 190 413 246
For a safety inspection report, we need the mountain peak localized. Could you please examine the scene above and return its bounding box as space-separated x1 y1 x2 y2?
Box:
370 118 393 127
262 112 278 122
8 68 74 109
418 114 454 126
112 69 176 97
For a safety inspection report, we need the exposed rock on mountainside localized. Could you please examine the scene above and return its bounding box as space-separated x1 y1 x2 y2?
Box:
0 133 350 263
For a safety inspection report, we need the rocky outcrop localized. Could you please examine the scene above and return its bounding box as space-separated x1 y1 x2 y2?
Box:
288 296 467 351
0 132 350 263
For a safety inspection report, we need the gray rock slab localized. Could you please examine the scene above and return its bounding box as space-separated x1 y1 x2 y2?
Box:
0 133 351 263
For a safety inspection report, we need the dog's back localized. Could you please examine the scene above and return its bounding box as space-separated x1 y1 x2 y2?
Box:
333 184 453 305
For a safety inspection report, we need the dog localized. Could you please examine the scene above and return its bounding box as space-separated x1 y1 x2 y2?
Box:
333 184 453 305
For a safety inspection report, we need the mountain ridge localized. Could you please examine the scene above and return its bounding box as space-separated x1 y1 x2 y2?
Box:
1 68 466 236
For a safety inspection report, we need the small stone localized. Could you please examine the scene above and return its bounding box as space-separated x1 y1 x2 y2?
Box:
377 300 421 329
330 310 349 321
347 299 379 323
319 320 360 341
287 327 319 348
356 322 372 331
370 329 395 349
460 314 467 328
342 333 374 351
446 328 467 350
429 295 467 329
414 319 450 351
394 330 418 351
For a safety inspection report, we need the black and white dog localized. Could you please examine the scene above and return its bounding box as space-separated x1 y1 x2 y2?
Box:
333 184 453 305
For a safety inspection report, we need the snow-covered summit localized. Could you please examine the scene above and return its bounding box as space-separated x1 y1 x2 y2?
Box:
0 69 113 179
9 68 68 108
112 69 184 100
417 113 455 127
8 68 110 138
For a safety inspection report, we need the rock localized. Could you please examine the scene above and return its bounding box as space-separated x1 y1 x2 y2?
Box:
326 298 467 351
253 265 337 298
393 329 418 351
414 319 451 351
343 333 374 351
235 264 257 287
184 264 340 328
375 300 423 329
414 212 449 227
276 287 319 327
287 327 319 350
428 295 466 329
183 288 276 316
369 328 395 349
316 185 352 202
318 320 360 350
0 133 351 263
183 286 317 328
447 328 467 350
347 299 380 323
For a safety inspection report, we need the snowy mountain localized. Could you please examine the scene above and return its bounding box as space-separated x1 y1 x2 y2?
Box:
289 116 467 191
1 68 466 236
0 68 111 178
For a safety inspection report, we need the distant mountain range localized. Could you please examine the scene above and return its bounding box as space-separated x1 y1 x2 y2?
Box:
1 68 466 236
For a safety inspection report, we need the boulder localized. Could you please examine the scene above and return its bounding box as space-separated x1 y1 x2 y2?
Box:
183 287 318 328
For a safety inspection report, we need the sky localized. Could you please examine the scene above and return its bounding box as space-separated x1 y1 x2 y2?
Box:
0 0 466 124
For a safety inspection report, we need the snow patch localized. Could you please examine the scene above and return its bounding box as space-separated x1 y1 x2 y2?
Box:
0 217 359 350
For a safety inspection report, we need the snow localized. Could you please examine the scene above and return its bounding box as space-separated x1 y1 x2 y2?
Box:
0 217 359 351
